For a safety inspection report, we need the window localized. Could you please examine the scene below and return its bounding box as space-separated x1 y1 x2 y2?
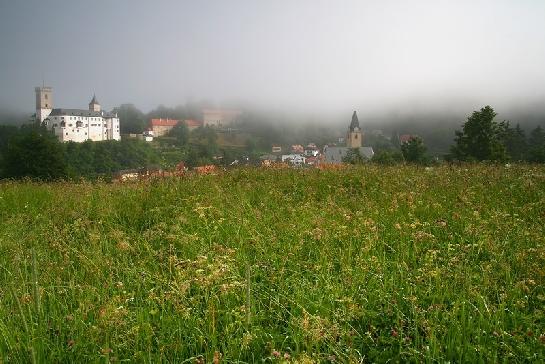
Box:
355 134 358 139
45 94 48 99
68 124 73 127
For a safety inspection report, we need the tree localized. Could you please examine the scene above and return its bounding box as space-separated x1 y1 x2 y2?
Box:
372 150 404 165
401 136 428 164
113 104 146 134
527 126 545 163
168 123 190 146
449 106 508 162
502 123 527 161
1 130 67 180
342 148 366 164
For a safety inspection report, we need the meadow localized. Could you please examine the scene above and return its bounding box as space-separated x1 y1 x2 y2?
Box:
0 165 544 363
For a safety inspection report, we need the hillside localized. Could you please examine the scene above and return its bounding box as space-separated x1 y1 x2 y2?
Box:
0 165 544 362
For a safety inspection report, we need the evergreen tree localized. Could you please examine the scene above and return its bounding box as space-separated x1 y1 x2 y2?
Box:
449 106 508 162
401 136 428 164
527 126 545 163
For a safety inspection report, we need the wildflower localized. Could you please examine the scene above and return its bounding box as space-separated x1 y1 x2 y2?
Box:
67 339 75 348
65 314 74 321
272 350 280 358
213 351 222 364
435 219 447 227
391 329 398 338
284 352 291 360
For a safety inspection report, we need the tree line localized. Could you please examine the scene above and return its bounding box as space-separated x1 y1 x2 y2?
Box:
1 105 545 180
347 106 545 165
0 125 161 181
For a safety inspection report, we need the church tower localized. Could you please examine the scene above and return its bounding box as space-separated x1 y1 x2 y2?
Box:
89 94 101 112
346 111 363 148
35 86 53 123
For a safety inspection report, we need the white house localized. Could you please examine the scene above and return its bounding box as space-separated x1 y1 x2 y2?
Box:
37 86 120 142
281 154 306 166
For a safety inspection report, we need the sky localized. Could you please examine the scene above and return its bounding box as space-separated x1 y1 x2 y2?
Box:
1 0 545 116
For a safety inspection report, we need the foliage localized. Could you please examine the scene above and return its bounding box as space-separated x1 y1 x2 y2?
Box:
342 148 366 164
527 126 545 163
449 106 508 162
401 136 428 164
167 123 190 146
365 133 399 153
0 165 544 362
191 126 219 157
64 139 161 179
113 104 146 134
371 150 404 165
502 123 527 161
1 128 67 180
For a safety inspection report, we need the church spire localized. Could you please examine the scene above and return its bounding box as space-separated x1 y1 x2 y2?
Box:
89 94 101 112
349 110 360 131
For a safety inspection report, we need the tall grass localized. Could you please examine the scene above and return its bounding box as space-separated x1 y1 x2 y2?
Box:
0 165 544 362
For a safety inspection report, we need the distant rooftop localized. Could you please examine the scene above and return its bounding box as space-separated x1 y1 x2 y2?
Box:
48 108 115 117
150 118 180 127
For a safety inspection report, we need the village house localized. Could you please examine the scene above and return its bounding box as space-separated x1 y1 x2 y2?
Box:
399 134 417 144
281 154 306 166
291 144 305 154
260 154 279 166
202 109 241 127
271 144 282 153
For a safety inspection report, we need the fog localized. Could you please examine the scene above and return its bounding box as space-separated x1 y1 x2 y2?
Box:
1 0 545 119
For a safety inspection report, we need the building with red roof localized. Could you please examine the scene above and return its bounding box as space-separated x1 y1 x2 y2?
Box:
150 118 180 137
203 109 241 127
150 118 202 136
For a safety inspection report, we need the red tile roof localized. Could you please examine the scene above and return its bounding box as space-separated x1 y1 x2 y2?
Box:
150 118 180 127
184 119 202 128
399 134 416 144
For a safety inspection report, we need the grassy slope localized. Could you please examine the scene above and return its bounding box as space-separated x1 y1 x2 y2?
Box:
0 165 544 362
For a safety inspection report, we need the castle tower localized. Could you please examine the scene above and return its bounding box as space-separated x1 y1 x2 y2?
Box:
89 94 101 112
346 111 363 148
35 86 53 123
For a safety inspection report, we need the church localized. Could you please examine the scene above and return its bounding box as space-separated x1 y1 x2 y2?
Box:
324 111 374 163
36 86 121 143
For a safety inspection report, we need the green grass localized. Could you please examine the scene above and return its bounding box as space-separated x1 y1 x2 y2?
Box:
0 165 544 363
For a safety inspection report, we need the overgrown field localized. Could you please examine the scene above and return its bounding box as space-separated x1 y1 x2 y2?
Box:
0 165 544 363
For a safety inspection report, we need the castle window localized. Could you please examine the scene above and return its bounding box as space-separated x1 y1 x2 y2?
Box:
355 134 358 139
45 94 48 99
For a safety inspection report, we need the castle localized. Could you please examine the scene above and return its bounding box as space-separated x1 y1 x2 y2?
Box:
36 86 121 143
